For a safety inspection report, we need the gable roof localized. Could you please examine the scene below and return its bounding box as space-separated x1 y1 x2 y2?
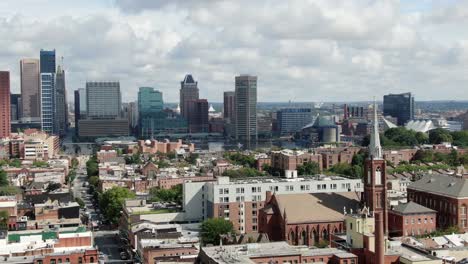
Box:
408 174 468 198
392 201 436 215
275 192 360 224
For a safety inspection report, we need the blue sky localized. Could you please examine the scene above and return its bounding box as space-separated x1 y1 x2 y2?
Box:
1 0 468 102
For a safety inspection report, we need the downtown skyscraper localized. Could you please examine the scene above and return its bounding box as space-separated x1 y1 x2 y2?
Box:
180 74 199 119
54 65 68 136
40 49 56 74
0 71 11 138
39 49 57 134
20 59 41 121
235 75 257 141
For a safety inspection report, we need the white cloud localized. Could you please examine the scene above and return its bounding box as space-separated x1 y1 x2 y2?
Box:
0 0 467 102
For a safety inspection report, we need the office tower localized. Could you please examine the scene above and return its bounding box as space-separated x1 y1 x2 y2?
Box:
138 87 163 114
74 89 81 136
235 75 257 141
40 73 55 134
187 99 209 133
180 74 199 119
86 82 121 118
20 59 41 120
383 92 414 126
277 108 313 136
79 81 128 138
223 91 235 121
40 49 56 73
54 66 67 136
138 87 163 137
0 72 11 138
76 88 86 115
10 94 22 121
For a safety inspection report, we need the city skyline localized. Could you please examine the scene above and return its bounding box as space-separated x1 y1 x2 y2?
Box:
0 1 467 102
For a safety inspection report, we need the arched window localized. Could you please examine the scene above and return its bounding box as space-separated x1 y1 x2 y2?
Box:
66 258 70 263
311 229 319 245
290 231 295 244
322 228 328 240
461 205 467 215
90 257 94 263
301 230 307 245
375 167 382 185
78 257 83 264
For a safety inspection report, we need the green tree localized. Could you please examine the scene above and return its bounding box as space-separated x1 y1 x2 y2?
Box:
222 167 264 178
297 162 320 176
167 152 176 160
0 211 9 230
429 128 453 144
99 187 136 225
223 152 256 168
149 185 183 205
0 170 8 186
86 155 99 177
46 182 62 192
75 197 85 209
185 153 199 165
447 149 461 166
9 159 22 168
88 176 99 187
412 150 435 163
33 160 49 167
200 218 234 245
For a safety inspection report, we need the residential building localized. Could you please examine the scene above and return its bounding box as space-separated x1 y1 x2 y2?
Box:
40 73 55 134
0 71 11 138
270 149 323 173
198 242 358 264
39 49 56 74
388 201 437 237
20 59 41 120
86 81 121 118
407 173 468 232
223 91 235 121
277 107 313 136
235 75 257 141
383 92 415 125
54 66 67 136
183 175 363 234
22 129 60 160
180 74 199 119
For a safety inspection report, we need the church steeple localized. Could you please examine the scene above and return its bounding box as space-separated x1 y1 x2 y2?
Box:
369 100 382 159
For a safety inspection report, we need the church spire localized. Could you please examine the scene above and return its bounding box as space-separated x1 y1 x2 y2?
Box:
369 100 382 159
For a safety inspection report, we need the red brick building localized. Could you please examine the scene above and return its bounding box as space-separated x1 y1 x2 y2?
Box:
33 249 98 264
270 150 323 172
388 201 436 237
0 71 10 139
259 192 360 246
407 174 468 232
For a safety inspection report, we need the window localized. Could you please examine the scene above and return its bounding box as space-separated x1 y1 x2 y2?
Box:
418 218 421 224
90 257 94 263
317 184 321 190
411 218 415 224
253 225 257 231
349 222 353 230
405 219 409 225
78 257 83 264
286 185 294 191
219 189 223 194
223 197 229 203
224 188 229 194
252 210 257 216
253 218 257 224
50 260 56 264
236 187 244 194
430 218 433 223
462 205 467 215
424 218 427 224
37 261 43 264
236 196 245 202
462 219 467 228
331 184 337 190
66 258 70 263
58 260 62 264
252 203 257 209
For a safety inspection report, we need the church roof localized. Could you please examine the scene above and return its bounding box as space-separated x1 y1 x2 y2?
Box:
275 192 360 224
392 201 436 215
408 174 468 198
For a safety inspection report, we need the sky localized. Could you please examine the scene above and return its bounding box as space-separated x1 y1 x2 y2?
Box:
1 0 468 103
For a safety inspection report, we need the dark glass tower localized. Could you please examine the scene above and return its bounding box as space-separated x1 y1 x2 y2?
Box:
383 92 414 126
40 49 56 73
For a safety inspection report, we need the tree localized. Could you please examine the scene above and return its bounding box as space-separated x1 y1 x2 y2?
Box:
429 128 453 144
185 153 199 165
149 185 183 205
447 149 461 166
167 152 176 160
86 155 99 177
99 187 136 225
200 218 234 245
0 170 8 186
297 162 320 176
46 182 62 192
412 150 435 163
88 176 99 187
9 159 22 168
0 211 8 230
33 160 49 167
222 167 264 178
75 197 85 209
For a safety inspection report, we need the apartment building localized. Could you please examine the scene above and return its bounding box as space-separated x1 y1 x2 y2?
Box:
183 175 363 234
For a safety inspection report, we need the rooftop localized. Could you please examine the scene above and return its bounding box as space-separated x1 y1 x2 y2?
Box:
408 174 468 198
391 201 436 215
217 175 360 186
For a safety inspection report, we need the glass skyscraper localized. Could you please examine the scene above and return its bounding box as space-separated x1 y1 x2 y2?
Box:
383 92 414 126
40 49 56 73
277 108 313 136
86 82 121 118
40 73 55 134
235 75 257 141
138 87 163 115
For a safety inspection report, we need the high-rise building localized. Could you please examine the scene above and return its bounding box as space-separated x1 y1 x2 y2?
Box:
20 59 41 120
180 74 199 119
187 99 209 133
54 66 67 136
0 71 11 139
383 92 414 126
77 88 86 115
40 49 56 74
277 108 313 136
86 81 121 118
223 91 235 121
10 94 22 121
138 87 163 137
40 73 55 134
74 89 81 136
138 87 163 115
235 75 257 141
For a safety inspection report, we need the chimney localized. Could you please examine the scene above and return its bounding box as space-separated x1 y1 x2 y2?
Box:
375 212 385 264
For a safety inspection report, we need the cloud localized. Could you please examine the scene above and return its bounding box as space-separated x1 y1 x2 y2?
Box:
0 0 467 103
